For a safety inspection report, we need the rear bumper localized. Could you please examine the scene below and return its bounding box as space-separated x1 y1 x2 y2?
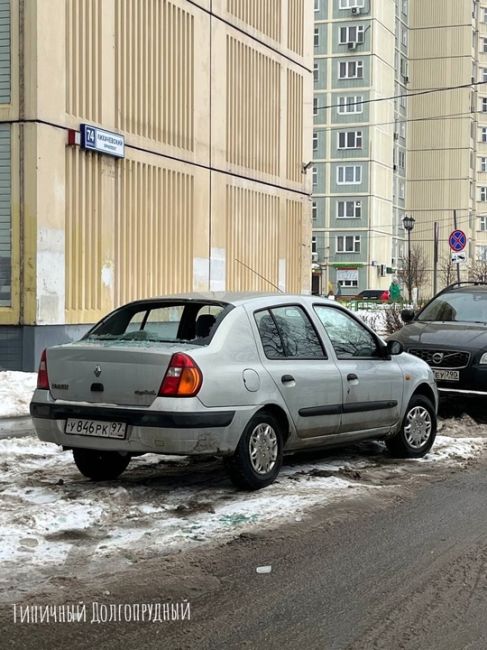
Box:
30 398 248 456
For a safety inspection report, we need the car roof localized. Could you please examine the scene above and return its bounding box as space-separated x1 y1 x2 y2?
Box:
121 292 335 309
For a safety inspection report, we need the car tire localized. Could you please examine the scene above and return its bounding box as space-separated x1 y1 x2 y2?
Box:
386 394 436 458
72 448 131 480
224 411 283 490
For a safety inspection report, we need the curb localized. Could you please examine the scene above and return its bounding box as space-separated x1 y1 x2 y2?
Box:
0 416 35 439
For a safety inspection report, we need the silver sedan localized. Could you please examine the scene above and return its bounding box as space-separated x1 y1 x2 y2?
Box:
30 293 438 490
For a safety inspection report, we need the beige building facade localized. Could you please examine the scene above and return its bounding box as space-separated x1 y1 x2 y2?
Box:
0 0 313 370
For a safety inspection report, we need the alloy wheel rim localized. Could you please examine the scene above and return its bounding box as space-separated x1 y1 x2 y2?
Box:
249 423 278 474
404 406 432 449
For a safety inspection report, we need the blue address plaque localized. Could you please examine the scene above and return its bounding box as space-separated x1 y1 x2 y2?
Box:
80 124 125 158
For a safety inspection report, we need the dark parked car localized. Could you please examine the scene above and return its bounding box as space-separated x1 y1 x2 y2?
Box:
389 282 487 394
355 289 390 302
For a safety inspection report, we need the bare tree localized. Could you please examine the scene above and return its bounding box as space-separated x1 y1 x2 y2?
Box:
469 261 487 283
397 245 428 299
439 255 455 288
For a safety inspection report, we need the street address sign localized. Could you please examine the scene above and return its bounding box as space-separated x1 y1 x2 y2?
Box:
448 229 467 252
80 124 125 158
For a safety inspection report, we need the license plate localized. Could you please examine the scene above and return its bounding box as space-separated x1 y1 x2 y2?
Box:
433 369 459 382
65 418 127 439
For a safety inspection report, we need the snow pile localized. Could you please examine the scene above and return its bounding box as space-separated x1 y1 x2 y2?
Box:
0 371 37 417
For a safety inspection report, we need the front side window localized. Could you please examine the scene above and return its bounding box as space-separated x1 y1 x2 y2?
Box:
314 305 378 359
255 306 325 360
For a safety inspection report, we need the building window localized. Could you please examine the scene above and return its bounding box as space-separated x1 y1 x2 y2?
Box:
480 217 487 231
314 27 320 47
337 95 363 114
314 63 319 83
336 235 361 253
483 69 487 83
312 201 317 220
483 39 487 54
399 182 405 200
313 97 318 116
339 25 365 45
400 122 406 138
312 166 318 187
339 0 365 8
481 158 487 173
478 245 487 261
337 200 361 218
312 236 317 254
484 8 487 23
337 269 359 288
313 132 318 151
314 0 320 11
481 187 487 201
337 165 362 184
400 94 407 109
402 0 408 15
338 131 362 149
402 30 408 47
482 97 487 113
398 151 406 169
339 60 363 79
482 127 487 143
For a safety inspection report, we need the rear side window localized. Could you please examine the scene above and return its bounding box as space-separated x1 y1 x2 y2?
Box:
255 305 326 359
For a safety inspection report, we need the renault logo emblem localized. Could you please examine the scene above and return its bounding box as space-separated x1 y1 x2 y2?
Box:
432 353 444 365
94 365 102 377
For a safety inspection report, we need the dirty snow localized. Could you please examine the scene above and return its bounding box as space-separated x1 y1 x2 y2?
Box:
0 371 37 417
0 417 485 602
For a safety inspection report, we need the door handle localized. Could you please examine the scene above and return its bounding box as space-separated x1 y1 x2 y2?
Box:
281 374 295 383
347 373 358 381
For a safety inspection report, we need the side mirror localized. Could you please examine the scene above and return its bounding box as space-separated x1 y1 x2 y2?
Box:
386 340 404 356
401 308 415 323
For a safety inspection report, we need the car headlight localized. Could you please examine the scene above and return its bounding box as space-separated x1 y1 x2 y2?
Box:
480 353 487 365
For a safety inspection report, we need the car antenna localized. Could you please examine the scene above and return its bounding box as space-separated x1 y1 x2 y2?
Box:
234 258 284 293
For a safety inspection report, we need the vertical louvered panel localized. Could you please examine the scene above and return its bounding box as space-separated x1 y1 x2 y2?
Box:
65 147 103 316
0 124 10 306
115 159 194 304
285 199 303 293
226 36 280 176
115 0 194 150
66 0 102 122
0 0 11 104
226 185 280 291
227 0 281 42
287 69 303 182
287 0 304 56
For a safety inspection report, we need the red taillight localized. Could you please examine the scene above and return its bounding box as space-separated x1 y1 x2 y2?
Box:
159 353 202 397
37 349 50 390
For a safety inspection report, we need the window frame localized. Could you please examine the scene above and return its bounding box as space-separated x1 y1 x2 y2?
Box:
337 130 363 150
337 165 362 185
336 234 361 254
337 200 362 219
337 95 363 114
338 60 364 80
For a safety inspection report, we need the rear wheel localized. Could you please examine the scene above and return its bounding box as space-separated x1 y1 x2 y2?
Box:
72 448 131 480
386 394 436 458
224 411 283 490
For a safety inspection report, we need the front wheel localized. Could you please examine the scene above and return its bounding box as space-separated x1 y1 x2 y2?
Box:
386 394 436 458
72 448 131 480
224 412 283 490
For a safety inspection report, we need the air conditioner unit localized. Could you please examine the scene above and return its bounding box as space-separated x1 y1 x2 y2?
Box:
393 164 397 170
403 75 409 83
312 252 318 262
351 7 361 15
347 41 358 50
394 132 399 140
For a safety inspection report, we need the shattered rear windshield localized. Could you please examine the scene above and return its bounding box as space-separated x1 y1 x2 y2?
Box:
83 301 229 345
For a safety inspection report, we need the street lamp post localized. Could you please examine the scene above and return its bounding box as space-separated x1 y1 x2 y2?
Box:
403 215 415 303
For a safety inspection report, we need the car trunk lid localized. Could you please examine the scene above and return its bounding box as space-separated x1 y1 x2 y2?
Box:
46 341 197 407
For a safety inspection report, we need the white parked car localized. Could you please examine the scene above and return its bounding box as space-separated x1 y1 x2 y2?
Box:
30 293 438 489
